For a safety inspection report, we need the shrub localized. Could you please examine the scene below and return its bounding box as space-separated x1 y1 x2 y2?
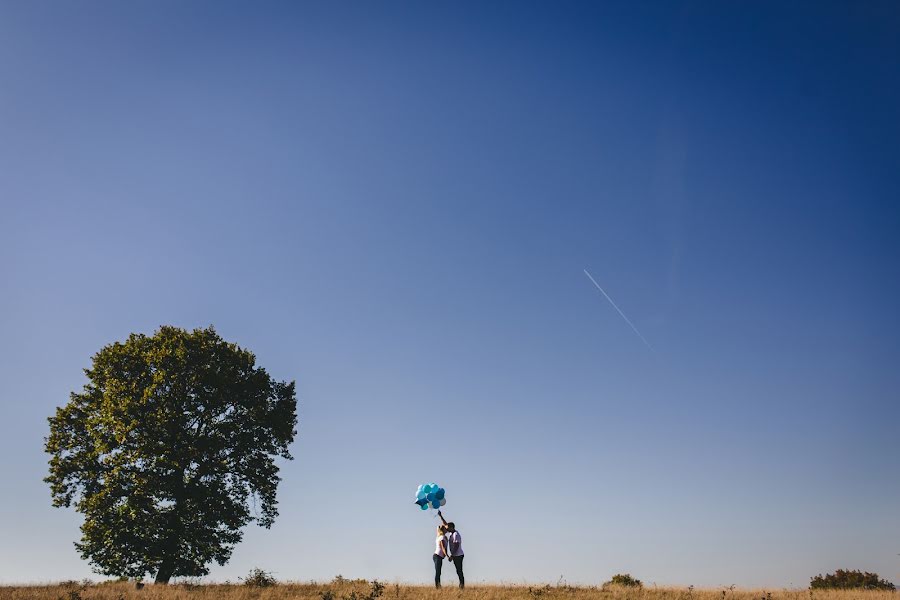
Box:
606 573 643 588
242 567 277 587
810 570 895 590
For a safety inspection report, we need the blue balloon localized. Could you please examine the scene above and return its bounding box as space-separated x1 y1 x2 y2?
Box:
413 482 447 512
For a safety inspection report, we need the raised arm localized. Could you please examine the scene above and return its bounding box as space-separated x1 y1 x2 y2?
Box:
437 510 448 526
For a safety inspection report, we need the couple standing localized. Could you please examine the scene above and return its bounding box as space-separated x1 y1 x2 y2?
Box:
433 510 464 588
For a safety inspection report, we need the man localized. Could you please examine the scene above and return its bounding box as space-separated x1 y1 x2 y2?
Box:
437 510 464 589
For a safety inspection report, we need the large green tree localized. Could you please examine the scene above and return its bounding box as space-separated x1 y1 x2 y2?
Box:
45 326 297 584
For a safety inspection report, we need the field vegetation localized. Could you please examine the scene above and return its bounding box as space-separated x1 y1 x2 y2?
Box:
1 580 897 600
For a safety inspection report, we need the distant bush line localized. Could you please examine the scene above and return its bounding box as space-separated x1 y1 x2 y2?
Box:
810 570 895 591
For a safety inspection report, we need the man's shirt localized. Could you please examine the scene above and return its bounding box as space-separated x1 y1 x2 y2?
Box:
447 531 463 557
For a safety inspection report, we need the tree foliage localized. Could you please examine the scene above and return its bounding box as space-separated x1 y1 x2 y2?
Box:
606 574 643 588
45 326 297 583
810 570 895 590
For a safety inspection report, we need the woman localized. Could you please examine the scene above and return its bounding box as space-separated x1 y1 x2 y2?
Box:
433 524 449 588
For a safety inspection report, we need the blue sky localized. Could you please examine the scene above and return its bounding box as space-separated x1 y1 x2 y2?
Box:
1 0 899 587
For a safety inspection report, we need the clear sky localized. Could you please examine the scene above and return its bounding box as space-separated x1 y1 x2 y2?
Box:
1 0 898 588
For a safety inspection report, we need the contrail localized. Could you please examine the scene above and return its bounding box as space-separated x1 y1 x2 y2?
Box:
583 268 654 352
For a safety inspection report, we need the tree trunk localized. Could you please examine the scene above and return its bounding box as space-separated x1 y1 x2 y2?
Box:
156 483 184 585
155 557 175 584
156 469 186 585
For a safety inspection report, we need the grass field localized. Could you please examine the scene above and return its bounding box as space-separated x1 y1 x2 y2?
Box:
0 581 896 600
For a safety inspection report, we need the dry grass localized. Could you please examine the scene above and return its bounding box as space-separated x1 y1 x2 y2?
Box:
0 581 896 600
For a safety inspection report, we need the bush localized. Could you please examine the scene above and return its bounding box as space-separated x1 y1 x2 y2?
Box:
605 573 643 588
810 570 895 590
242 568 277 587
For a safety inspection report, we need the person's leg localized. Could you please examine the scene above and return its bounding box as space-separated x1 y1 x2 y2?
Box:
433 554 443 588
453 556 464 589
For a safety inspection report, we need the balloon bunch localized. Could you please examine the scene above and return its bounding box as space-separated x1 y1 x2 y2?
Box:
414 482 446 510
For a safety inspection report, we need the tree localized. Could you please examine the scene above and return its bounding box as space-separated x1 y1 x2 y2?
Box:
810 570 895 590
605 574 643 588
45 326 297 584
